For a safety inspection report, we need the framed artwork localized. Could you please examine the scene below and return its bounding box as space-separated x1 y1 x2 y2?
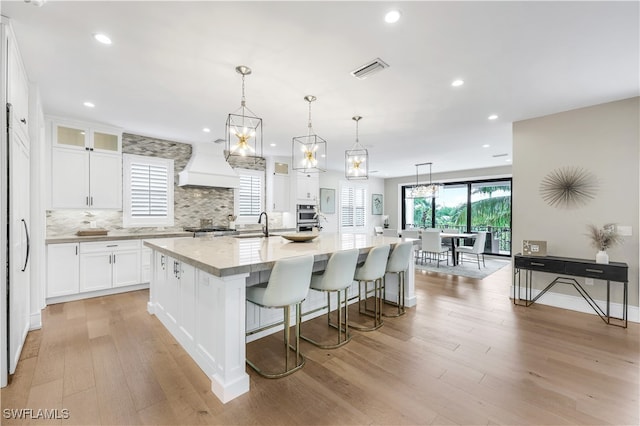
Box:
319 188 335 214
372 193 383 215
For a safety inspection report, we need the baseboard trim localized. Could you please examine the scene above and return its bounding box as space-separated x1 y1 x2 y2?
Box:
510 286 639 323
46 283 150 305
29 312 42 330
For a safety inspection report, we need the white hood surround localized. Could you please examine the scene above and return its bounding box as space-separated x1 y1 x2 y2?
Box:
178 142 240 188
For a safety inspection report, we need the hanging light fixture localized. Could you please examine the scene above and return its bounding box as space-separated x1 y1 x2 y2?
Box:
225 65 263 164
345 116 368 180
407 162 441 198
292 95 327 173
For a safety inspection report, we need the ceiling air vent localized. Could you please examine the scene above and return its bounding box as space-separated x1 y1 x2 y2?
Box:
350 58 389 80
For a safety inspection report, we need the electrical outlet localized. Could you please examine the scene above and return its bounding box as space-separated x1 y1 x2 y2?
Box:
585 278 594 286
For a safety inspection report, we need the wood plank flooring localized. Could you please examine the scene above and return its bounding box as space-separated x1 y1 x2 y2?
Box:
2 264 638 425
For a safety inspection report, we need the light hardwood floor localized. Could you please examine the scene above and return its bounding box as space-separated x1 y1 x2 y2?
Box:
2 264 638 425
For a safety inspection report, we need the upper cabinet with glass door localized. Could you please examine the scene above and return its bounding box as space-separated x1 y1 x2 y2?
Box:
53 120 121 153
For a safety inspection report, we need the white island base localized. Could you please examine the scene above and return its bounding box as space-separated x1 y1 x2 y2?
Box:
144 234 415 403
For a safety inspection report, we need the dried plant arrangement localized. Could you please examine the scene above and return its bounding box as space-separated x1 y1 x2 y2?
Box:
586 223 622 251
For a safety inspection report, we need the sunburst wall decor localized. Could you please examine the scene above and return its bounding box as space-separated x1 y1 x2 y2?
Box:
539 166 597 209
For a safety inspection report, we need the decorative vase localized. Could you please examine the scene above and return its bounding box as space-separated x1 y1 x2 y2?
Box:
595 250 609 264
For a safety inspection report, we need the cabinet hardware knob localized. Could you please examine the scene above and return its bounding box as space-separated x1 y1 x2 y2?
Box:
531 262 545 267
20 118 26 124
585 268 603 274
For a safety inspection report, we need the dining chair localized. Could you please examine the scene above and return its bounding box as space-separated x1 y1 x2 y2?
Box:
245 254 314 378
374 226 383 235
457 232 487 269
420 230 449 267
301 248 359 349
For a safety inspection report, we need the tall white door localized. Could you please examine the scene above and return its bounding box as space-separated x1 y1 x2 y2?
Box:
8 128 30 374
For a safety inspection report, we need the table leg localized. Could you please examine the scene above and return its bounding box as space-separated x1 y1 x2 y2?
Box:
450 237 458 266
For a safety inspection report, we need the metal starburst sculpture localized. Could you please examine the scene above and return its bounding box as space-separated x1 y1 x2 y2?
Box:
539 166 597 209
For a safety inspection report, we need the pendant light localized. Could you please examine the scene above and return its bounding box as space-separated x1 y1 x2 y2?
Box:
225 65 263 164
345 116 368 180
292 95 327 173
407 162 441 198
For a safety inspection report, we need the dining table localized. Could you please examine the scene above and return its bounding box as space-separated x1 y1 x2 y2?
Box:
440 232 477 266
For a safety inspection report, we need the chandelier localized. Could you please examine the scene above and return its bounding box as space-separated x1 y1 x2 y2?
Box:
292 95 327 173
345 116 368 180
407 162 441 198
225 65 262 164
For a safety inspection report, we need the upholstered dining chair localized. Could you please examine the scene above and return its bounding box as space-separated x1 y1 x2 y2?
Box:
245 254 314 378
301 248 359 349
457 231 487 269
420 230 449 267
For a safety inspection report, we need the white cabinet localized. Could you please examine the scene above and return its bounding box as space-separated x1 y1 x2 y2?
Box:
47 244 80 298
79 240 140 292
155 255 196 349
266 157 291 212
141 247 152 283
50 119 122 209
6 26 30 144
296 172 319 204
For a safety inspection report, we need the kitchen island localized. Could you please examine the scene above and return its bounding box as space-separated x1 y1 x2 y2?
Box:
144 233 416 403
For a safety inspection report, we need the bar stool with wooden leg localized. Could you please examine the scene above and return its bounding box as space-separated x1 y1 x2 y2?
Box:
382 241 413 317
301 248 360 349
246 255 314 378
350 244 390 331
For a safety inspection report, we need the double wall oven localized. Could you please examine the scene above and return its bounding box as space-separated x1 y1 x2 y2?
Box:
296 204 318 232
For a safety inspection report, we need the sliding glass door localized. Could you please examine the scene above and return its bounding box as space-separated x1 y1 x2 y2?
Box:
401 178 512 256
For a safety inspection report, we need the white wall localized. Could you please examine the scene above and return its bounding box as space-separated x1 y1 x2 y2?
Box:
319 170 385 234
513 97 639 313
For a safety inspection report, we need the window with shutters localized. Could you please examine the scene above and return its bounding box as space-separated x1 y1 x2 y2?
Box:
340 184 366 231
123 154 174 227
235 169 264 223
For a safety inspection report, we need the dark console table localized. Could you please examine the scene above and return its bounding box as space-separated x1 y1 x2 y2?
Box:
513 254 628 327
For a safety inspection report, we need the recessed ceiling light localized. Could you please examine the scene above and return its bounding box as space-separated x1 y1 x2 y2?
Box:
202 128 210 133
270 143 276 147
93 33 112 45
488 114 498 120
83 101 95 108
505 158 512 162
321 154 326 158
482 144 490 148
451 79 464 87
384 10 401 23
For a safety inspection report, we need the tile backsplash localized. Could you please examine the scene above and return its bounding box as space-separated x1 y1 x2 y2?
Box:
46 132 281 236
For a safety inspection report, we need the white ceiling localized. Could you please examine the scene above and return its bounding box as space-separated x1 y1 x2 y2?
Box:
3 1 639 178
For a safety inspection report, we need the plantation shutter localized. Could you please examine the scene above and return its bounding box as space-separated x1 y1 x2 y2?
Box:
130 162 169 217
238 173 263 216
341 186 366 228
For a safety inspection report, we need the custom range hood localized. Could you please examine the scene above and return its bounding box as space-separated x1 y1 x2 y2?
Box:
178 141 239 188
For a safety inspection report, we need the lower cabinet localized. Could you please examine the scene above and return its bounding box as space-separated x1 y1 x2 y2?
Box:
47 239 143 300
153 254 196 350
47 243 80 297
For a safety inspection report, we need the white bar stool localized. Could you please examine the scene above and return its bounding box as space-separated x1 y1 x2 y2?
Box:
382 241 413 317
246 255 314 378
301 248 360 349
351 244 390 331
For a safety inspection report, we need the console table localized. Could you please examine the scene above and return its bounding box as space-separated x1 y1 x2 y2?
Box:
513 254 628 327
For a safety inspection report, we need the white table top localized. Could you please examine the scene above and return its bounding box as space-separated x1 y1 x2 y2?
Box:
144 233 412 277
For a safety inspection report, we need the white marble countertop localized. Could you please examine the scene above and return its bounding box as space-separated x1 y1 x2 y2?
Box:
143 233 411 277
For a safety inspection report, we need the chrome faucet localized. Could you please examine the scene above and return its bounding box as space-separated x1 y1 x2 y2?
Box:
258 212 269 237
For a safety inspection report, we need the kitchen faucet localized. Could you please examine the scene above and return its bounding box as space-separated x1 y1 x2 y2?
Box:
258 212 269 237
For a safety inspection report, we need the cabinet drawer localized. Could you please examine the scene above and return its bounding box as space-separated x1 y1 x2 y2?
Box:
564 262 628 282
80 239 141 253
514 256 565 274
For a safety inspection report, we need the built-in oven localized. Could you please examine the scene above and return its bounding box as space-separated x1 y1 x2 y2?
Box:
296 204 318 232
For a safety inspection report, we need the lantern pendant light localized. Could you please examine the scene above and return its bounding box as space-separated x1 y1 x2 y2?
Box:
345 116 368 180
225 65 263 164
292 95 327 173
